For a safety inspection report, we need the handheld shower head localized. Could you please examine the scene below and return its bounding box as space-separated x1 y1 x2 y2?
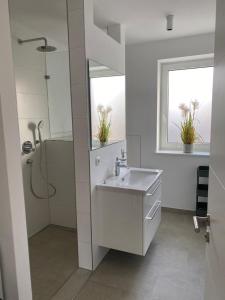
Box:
38 120 44 130
37 120 44 143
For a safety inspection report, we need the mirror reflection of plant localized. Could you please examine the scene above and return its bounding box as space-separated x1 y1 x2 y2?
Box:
176 100 203 145
97 105 112 144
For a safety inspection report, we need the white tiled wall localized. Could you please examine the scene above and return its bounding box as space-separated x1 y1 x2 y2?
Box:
90 141 126 269
11 24 51 236
21 149 50 237
11 21 77 237
68 0 92 270
46 140 76 229
11 23 50 145
46 51 73 138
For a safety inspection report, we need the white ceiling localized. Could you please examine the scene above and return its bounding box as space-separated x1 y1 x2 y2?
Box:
94 0 216 44
9 0 216 47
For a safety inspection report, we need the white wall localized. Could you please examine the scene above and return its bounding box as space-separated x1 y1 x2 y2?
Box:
46 51 73 138
46 140 76 229
84 0 125 74
90 141 126 269
0 0 32 298
11 24 51 237
126 33 215 211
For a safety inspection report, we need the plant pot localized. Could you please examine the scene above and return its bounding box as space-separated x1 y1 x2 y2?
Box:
183 144 193 153
100 141 108 147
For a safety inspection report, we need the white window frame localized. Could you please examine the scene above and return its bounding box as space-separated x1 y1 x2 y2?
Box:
157 54 214 153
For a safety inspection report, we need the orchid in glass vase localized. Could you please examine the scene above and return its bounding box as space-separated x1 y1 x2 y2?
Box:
97 104 112 146
177 100 201 153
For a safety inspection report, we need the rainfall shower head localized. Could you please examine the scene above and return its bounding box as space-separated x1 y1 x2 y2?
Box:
18 37 57 52
37 45 57 52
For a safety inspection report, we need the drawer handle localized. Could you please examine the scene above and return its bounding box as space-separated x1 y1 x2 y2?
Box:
146 201 161 220
146 181 161 196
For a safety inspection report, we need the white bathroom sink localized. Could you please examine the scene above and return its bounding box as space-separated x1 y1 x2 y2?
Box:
97 167 163 192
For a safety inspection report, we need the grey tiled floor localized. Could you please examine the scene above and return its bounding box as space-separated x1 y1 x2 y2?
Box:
74 210 206 300
29 225 78 300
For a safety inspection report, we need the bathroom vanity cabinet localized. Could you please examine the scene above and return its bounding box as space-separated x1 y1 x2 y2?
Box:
96 169 162 256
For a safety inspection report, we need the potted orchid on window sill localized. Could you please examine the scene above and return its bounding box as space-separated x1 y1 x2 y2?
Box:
97 104 112 147
177 100 201 153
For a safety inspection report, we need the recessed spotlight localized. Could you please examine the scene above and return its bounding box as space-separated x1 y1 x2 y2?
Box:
166 15 174 31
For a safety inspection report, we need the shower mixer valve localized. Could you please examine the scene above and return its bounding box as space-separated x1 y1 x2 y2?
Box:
22 141 35 155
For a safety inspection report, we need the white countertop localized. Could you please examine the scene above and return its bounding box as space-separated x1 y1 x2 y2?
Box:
97 167 163 192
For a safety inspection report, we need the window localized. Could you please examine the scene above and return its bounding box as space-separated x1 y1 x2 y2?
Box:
157 55 214 153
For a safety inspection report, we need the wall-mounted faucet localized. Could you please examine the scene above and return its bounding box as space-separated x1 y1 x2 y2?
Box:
115 157 121 176
115 149 128 176
121 148 127 162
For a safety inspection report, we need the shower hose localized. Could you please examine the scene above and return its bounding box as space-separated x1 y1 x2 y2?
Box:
27 138 56 199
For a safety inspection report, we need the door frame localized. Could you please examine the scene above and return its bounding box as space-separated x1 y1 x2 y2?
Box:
0 0 32 298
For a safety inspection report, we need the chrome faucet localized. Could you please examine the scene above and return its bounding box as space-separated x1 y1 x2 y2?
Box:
115 157 121 176
121 148 127 162
115 150 128 176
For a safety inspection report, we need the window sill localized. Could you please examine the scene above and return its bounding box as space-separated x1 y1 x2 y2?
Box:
155 150 210 157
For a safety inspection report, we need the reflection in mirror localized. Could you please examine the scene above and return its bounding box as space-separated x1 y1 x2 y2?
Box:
88 60 126 150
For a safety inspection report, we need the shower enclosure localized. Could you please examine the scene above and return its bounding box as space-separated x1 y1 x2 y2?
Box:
9 0 79 298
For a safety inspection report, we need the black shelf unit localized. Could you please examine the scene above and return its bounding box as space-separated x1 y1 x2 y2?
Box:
196 166 209 216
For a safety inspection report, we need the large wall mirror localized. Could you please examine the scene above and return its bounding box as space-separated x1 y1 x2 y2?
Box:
88 60 126 150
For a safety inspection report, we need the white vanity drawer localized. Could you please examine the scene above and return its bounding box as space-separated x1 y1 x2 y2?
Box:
143 200 161 255
143 179 161 217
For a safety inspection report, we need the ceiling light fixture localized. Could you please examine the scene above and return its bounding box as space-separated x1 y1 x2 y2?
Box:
166 14 174 31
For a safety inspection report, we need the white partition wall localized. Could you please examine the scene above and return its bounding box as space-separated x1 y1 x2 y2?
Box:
68 0 93 270
68 0 125 270
90 141 126 269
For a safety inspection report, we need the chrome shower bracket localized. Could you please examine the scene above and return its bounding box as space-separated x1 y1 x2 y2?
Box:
26 159 33 165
